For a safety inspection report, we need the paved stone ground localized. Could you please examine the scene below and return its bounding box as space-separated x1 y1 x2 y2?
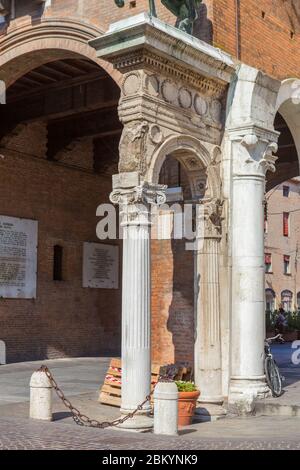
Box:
1 416 300 450
0 348 300 450
255 343 300 416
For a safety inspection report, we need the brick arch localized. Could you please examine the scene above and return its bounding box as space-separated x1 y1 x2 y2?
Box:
0 19 122 88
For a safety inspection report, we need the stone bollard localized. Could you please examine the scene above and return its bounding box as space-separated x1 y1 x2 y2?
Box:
30 370 53 421
153 381 178 436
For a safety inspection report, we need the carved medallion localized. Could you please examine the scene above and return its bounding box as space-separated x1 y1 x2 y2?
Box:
210 100 222 123
178 87 192 109
194 94 208 116
161 79 177 104
149 124 163 144
122 72 141 96
145 74 160 96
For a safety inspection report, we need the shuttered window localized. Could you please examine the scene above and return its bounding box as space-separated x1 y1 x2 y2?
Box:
265 253 272 273
283 212 289 237
284 255 291 275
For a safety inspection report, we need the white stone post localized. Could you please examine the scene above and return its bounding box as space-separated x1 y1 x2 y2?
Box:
194 198 226 420
30 370 53 421
0 340 6 365
228 130 278 413
110 172 166 430
154 381 178 436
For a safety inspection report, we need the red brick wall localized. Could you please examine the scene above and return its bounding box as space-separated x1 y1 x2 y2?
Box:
212 0 300 79
0 123 121 363
151 239 194 366
152 158 194 367
3 0 300 81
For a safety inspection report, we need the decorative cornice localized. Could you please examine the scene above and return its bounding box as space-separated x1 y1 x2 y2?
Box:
89 13 236 87
111 49 226 97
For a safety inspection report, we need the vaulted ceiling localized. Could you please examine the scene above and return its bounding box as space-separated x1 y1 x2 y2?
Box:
1 58 122 174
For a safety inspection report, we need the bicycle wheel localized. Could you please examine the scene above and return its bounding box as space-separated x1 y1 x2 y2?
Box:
265 356 282 397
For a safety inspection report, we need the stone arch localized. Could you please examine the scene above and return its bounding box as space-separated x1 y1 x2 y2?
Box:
0 19 122 88
147 134 221 199
270 78 300 188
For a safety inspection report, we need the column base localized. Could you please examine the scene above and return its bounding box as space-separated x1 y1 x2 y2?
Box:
115 413 153 432
194 398 226 422
228 376 271 415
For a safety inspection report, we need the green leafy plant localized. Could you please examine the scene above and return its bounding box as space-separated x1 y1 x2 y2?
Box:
266 310 300 332
175 381 197 392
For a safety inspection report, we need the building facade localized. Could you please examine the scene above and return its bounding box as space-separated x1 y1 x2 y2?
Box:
1 1 300 425
265 178 300 313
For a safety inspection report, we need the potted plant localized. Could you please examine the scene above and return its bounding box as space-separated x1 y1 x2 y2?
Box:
175 381 200 426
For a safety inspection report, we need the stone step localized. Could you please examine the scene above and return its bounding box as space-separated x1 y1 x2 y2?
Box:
255 401 300 417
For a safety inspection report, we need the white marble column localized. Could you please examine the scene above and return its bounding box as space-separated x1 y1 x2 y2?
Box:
228 130 278 413
110 172 166 430
194 198 225 420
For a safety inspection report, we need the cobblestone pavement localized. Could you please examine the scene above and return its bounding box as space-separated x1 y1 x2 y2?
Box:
0 417 300 450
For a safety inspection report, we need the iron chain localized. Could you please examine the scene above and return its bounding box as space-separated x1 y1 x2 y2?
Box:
39 365 173 429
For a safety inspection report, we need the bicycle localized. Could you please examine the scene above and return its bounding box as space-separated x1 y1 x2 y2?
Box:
264 334 284 397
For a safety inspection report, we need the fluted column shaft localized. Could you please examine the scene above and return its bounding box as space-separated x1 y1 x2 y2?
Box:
194 199 223 405
228 130 278 408
110 173 166 419
121 202 152 413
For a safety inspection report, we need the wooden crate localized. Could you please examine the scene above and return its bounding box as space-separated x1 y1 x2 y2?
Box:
99 358 161 407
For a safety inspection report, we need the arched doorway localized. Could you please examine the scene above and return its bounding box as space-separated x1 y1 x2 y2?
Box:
147 134 225 413
152 155 195 366
0 32 123 362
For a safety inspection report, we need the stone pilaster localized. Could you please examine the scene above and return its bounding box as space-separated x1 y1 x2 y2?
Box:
110 172 166 430
228 126 279 413
194 198 226 421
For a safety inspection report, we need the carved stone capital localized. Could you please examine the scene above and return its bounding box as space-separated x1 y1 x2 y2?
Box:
110 182 167 207
229 126 279 178
110 182 166 227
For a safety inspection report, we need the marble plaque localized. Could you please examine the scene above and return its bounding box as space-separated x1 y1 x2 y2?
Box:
0 215 38 299
83 242 119 289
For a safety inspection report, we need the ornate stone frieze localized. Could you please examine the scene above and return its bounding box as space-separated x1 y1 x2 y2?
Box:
197 197 224 239
118 121 149 174
121 70 223 124
109 50 228 97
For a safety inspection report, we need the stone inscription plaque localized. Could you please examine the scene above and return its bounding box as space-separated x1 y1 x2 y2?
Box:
0 216 38 299
83 242 119 289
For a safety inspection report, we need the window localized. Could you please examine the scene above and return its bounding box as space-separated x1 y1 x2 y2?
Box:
281 290 293 312
265 289 275 313
283 212 289 237
265 253 272 273
53 245 63 281
283 186 290 197
284 255 291 275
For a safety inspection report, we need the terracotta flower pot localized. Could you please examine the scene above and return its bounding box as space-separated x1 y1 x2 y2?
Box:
177 390 200 426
